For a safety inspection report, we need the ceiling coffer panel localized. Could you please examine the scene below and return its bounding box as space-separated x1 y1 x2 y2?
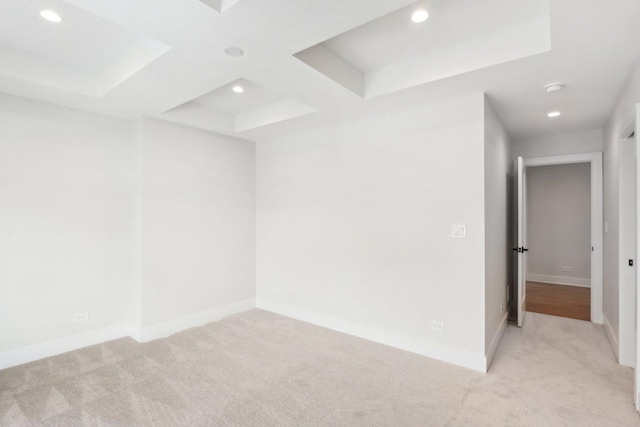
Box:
161 78 317 133
295 0 551 98
198 0 244 13
0 0 171 98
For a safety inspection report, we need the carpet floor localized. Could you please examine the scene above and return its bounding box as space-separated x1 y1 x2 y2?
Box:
0 310 638 426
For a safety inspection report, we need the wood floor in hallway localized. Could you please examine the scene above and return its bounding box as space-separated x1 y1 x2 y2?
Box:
525 281 591 321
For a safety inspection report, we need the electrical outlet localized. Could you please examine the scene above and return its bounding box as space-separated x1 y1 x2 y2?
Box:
73 312 89 323
431 321 444 332
500 302 505 313
562 266 572 272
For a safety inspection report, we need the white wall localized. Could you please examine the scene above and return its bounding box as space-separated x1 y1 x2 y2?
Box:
256 94 490 371
512 129 603 159
526 164 591 286
483 97 510 364
602 61 640 356
0 98 257 367
0 94 136 353
138 119 256 331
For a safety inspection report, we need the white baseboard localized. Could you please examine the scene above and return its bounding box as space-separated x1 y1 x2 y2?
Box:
0 300 256 370
486 311 508 371
528 274 590 288
256 299 487 373
132 299 256 342
0 323 130 371
602 313 619 362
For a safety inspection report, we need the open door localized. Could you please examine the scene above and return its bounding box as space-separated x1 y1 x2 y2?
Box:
514 157 528 327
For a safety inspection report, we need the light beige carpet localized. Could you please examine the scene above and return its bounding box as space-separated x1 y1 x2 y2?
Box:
0 310 638 426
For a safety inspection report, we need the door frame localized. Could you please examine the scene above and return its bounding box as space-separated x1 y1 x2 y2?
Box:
631 105 640 411
523 152 603 324
619 136 636 367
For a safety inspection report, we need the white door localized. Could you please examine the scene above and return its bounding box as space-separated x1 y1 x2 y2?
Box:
516 157 528 327
620 137 636 368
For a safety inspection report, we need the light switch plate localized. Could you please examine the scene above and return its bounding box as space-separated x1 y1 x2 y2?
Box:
451 224 467 238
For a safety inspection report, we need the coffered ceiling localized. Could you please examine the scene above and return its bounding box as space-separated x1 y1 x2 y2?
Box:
1 0 639 141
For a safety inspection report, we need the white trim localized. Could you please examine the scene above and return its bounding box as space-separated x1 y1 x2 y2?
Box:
524 152 600 167
603 313 619 361
132 299 255 342
486 312 508 371
618 136 637 369
635 104 640 412
0 323 129 371
621 117 636 139
527 274 591 288
524 152 603 324
257 299 487 373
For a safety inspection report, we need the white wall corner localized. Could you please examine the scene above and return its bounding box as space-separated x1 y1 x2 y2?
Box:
256 299 487 373
485 311 508 371
127 321 143 343
602 313 619 362
0 323 130 371
132 299 256 343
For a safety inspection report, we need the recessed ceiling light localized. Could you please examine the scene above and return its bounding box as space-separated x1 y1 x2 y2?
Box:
547 111 561 118
232 86 244 93
224 47 244 57
411 9 429 23
40 10 62 23
545 82 565 93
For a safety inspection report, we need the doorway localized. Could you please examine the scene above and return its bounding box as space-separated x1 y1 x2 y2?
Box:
511 153 603 326
525 162 592 321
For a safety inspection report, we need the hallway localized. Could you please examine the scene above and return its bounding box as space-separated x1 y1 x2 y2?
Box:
525 281 591 321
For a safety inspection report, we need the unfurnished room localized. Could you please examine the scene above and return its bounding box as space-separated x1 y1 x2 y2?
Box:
1 0 640 425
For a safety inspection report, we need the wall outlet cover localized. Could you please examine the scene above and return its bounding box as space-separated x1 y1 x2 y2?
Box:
431 321 444 332
73 312 89 323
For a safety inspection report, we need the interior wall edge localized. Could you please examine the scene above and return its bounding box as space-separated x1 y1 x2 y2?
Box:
601 61 640 355
485 311 508 371
131 299 256 343
603 312 620 362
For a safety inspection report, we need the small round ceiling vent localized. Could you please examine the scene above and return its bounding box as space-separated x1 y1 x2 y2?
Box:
544 82 565 93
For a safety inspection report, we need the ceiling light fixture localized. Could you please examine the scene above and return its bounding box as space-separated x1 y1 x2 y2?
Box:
40 10 62 23
545 82 565 93
547 111 561 118
232 86 244 93
224 47 244 57
411 9 429 23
